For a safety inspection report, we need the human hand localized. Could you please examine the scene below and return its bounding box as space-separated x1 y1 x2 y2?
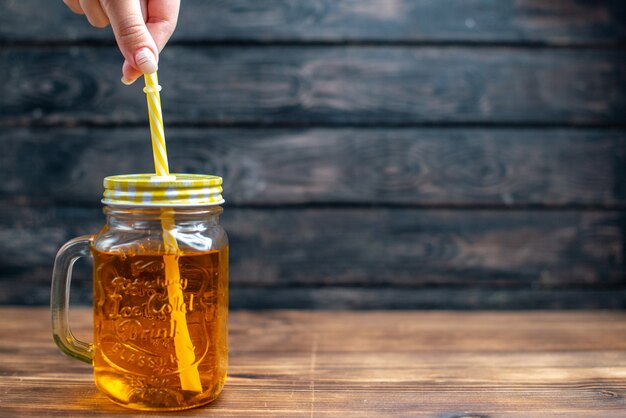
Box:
63 0 180 85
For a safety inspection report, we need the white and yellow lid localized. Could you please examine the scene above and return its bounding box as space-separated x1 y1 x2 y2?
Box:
102 173 224 207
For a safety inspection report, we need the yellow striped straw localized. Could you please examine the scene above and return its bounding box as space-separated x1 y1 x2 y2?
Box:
143 72 203 393
144 72 169 176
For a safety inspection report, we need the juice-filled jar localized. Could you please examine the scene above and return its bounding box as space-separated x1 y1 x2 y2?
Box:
51 174 228 411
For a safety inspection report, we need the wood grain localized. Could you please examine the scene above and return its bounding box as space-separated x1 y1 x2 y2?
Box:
1 0 625 44
1 308 625 416
0 205 623 307
1 47 624 126
1 127 624 207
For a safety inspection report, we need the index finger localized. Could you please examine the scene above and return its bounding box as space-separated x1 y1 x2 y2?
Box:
145 0 180 52
100 0 158 67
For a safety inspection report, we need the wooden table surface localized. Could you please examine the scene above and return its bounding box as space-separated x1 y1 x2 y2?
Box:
1 308 625 417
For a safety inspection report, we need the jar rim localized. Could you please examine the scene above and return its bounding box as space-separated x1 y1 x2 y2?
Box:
102 205 223 216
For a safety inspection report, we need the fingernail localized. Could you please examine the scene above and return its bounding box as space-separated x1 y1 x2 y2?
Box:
134 48 158 74
121 76 135 85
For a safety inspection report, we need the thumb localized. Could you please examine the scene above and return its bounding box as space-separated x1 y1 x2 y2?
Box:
101 0 158 77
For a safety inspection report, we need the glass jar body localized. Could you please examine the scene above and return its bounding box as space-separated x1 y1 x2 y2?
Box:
91 206 228 411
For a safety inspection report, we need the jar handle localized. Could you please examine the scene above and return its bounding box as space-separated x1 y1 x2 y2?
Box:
50 235 94 364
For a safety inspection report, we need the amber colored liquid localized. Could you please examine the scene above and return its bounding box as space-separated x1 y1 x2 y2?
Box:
92 247 228 411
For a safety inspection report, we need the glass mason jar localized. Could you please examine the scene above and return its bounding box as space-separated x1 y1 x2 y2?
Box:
51 174 228 411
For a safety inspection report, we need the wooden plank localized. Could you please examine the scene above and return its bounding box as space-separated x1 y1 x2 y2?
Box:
229 288 626 310
3 284 626 310
0 206 623 307
1 47 624 126
1 127 625 206
1 0 625 44
1 308 625 416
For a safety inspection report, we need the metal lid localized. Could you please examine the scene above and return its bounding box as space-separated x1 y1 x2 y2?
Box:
102 173 224 207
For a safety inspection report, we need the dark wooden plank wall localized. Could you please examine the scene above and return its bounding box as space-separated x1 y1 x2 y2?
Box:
0 0 624 308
